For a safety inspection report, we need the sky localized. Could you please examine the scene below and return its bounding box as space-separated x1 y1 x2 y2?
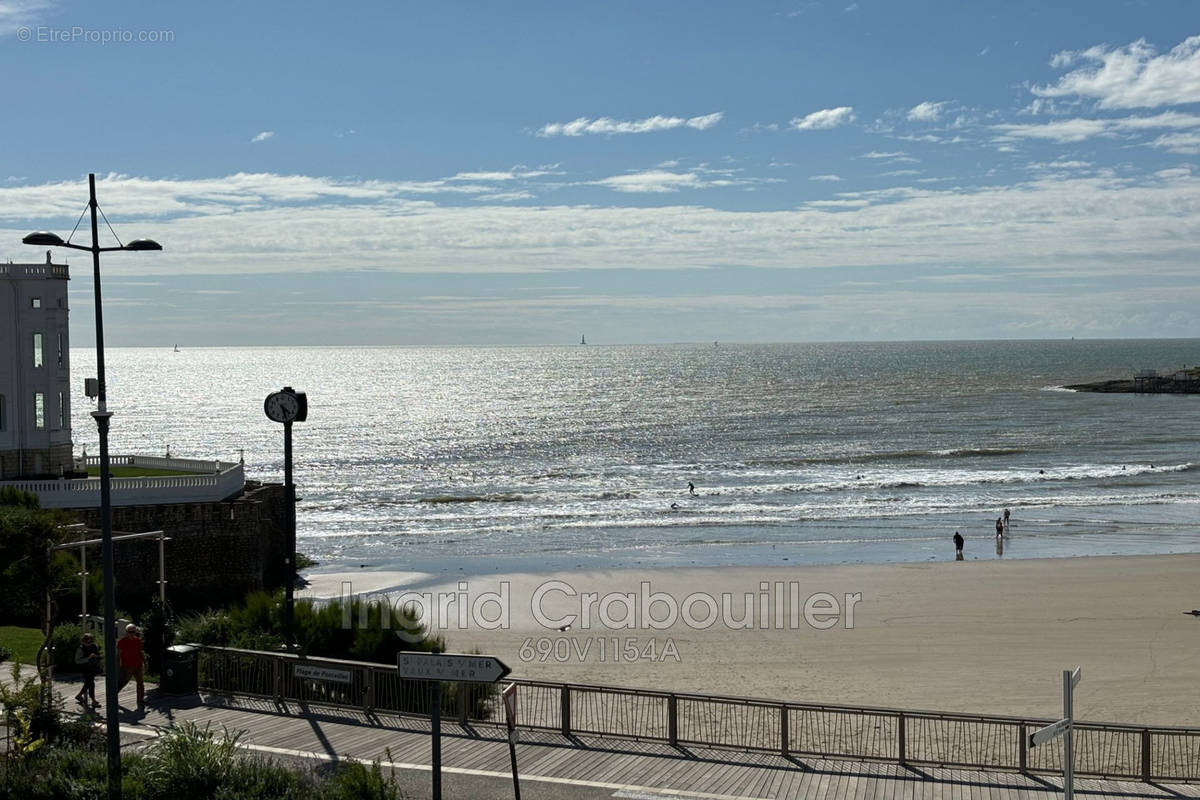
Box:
1 0 1199 346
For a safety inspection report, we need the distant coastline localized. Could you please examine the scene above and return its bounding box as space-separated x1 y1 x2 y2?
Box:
1067 373 1200 393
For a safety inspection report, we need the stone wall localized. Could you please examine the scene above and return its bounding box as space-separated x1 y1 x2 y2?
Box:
0 442 74 479
74 480 288 612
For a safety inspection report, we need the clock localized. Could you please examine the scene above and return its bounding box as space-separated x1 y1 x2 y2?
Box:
264 387 308 423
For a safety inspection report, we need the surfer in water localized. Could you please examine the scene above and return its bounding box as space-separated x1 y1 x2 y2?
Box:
688 482 696 496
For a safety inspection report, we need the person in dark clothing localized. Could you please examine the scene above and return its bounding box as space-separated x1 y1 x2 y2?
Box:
953 531 964 560
74 633 101 707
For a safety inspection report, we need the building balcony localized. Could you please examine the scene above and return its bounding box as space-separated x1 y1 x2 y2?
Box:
0 454 245 508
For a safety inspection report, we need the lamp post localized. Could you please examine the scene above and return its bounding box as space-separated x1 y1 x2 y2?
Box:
23 173 161 800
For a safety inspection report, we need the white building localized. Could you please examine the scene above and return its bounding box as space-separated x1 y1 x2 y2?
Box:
0 253 73 479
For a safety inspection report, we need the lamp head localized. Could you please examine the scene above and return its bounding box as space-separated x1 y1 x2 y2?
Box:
22 231 66 247
123 239 162 251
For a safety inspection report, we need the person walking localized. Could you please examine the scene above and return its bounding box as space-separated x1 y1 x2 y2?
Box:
1003 508 1010 529
74 633 101 708
116 623 146 708
953 531 964 560
995 517 1004 538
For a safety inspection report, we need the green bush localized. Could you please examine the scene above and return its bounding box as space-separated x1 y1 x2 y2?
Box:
50 623 83 673
175 609 234 646
0 643 11 663
318 760 401 800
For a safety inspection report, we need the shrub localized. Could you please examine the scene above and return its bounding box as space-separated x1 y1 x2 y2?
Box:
318 760 402 800
50 623 83 673
175 609 234 646
0 643 12 663
133 721 247 798
140 598 176 674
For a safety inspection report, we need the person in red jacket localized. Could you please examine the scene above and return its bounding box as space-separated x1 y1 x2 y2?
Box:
116 623 146 708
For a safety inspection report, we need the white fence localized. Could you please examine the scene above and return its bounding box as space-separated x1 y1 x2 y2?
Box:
0 455 245 508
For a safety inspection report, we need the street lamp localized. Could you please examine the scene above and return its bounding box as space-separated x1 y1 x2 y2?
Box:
23 173 161 800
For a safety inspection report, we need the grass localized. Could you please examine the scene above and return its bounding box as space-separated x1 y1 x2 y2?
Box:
0 625 45 664
87 466 192 478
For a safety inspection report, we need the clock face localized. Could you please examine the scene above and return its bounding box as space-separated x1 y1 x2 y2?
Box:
264 391 300 423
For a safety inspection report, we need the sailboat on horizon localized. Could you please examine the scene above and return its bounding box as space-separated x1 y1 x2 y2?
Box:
580 334 586 345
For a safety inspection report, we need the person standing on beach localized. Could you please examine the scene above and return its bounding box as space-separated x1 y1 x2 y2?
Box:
1003 508 1010 529
74 633 101 708
116 623 146 708
995 517 1004 538
953 531 964 560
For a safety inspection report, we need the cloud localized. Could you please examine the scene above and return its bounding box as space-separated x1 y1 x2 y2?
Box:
476 191 534 202
994 111 1200 143
1033 35 1200 109
250 131 275 143
860 151 912 160
907 101 946 122
0 0 52 34
446 167 558 181
1152 132 1200 154
3 171 1199 289
810 174 843 182
536 112 723 137
592 170 706 193
790 107 855 130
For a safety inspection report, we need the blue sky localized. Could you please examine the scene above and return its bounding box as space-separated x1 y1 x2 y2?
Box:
1 0 1199 345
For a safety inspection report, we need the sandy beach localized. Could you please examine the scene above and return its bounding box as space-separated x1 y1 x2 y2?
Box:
303 553 1200 727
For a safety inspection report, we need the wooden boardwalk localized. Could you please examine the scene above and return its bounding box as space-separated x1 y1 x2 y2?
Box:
44 679 1200 799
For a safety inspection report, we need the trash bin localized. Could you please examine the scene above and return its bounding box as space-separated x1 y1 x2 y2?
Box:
159 645 198 695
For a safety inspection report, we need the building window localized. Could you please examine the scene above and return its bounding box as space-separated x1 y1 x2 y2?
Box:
34 393 45 429
57 331 64 368
33 333 43 368
0 395 6 432
31 297 41 309
57 391 65 429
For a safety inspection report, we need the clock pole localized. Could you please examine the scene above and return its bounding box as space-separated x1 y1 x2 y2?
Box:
264 386 307 652
284 418 295 650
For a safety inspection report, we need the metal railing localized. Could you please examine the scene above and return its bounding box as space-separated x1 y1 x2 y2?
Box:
196 646 1200 783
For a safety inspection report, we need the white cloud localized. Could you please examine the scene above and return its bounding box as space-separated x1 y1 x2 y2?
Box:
0 0 52 34
992 118 1109 143
1034 35 1200 109
4 171 1200 288
810 174 843 182
790 107 855 130
860 151 911 160
537 112 723 137
1152 132 1200 154
881 169 920 177
250 131 275 143
476 191 534 202
446 167 557 181
592 170 706 193
907 101 946 122
994 111 1200 143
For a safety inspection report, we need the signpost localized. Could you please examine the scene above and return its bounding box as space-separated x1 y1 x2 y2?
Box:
1028 667 1082 800
397 652 512 800
503 683 521 800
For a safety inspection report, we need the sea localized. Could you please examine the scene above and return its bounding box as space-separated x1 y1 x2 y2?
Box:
70 339 1200 577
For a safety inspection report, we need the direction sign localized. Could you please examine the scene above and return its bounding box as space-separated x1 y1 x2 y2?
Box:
1029 717 1070 748
396 652 511 683
1070 666 1082 689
